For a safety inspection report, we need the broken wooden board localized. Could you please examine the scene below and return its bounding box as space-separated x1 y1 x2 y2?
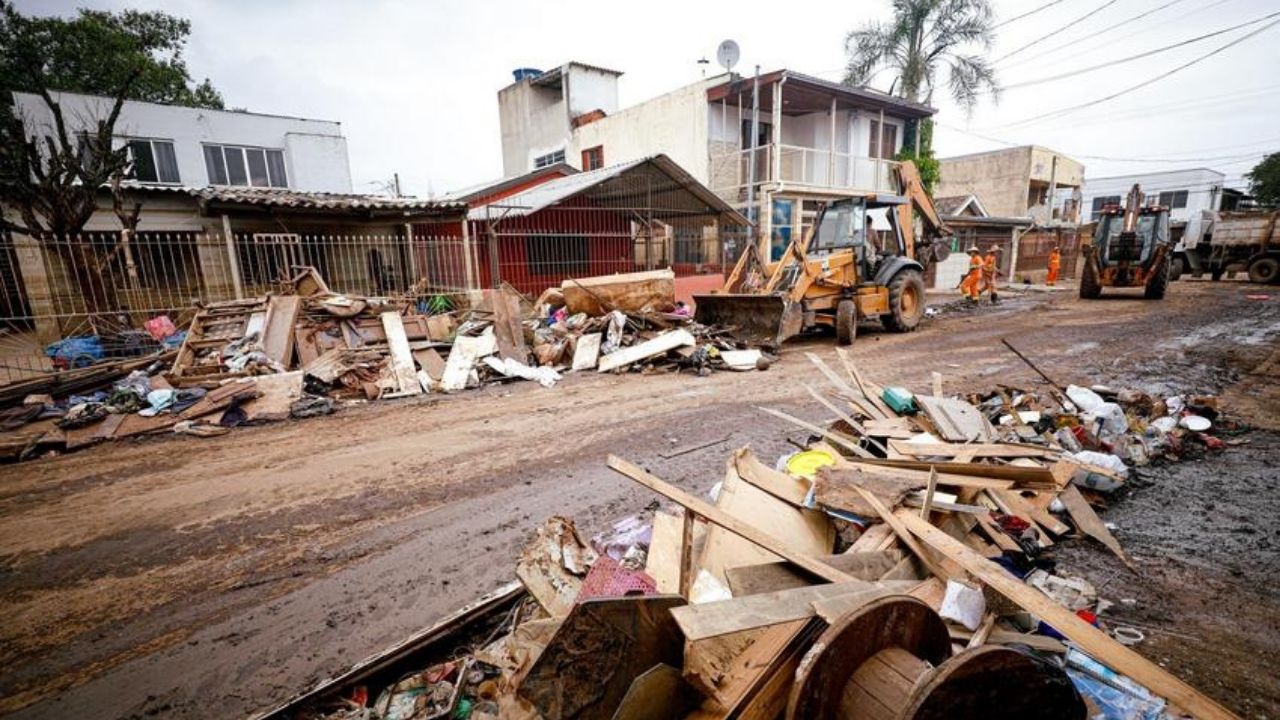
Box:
849 457 1058 491
514 516 598 618
491 287 529 363
758 406 871 458
607 456 854 585
686 620 822 720
889 441 1056 459
440 329 491 392
860 417 918 439
725 550 905 596
896 510 1236 720
645 511 685 595
304 348 384 384
226 371 305 423
729 446 810 507
814 465 926 518
948 627 1068 654
1059 483 1132 567
836 459 1017 492
518 595 685 720
412 347 446 382
597 329 695 373
380 311 423 397
853 486 952 581
845 523 896 553
915 395 993 442
672 580 916 641
561 268 675 316
261 295 302 367
571 332 603 371
697 453 835 586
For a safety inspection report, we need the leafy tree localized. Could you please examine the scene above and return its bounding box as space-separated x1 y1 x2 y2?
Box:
0 2 225 322
897 118 940 191
843 0 1000 113
1245 153 1280 208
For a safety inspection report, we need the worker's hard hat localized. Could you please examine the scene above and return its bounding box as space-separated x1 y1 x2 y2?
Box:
966 246 980 254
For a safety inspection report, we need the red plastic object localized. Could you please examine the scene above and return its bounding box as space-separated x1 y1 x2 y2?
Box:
575 554 657 602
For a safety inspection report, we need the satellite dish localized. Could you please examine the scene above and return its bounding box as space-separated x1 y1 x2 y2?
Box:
717 40 740 73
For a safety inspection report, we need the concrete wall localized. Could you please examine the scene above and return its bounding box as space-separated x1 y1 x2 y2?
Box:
12 90 352 192
1080 168 1225 241
498 78 569 176
569 79 715 184
565 64 620 118
938 146 1082 219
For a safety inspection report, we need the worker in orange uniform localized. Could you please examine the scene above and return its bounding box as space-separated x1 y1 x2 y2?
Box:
959 246 983 302
983 245 1003 304
1046 245 1062 286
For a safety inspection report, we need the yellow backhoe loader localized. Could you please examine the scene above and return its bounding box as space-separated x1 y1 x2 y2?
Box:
695 161 951 347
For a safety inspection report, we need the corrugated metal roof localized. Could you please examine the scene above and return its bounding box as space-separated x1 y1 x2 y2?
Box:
119 182 466 212
466 155 748 225
436 163 577 204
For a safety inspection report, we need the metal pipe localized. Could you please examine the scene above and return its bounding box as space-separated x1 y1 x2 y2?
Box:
747 65 760 232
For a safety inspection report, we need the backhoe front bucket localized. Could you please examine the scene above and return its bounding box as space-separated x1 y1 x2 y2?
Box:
693 293 804 348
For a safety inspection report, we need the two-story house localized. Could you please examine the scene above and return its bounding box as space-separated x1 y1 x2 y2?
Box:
497 63 937 260
936 146 1085 225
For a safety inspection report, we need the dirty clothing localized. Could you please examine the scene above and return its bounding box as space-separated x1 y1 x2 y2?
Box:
982 253 1001 297
1047 249 1062 286
960 255 984 301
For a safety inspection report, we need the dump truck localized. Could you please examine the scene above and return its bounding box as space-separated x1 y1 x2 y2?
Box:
693 161 950 347
1079 184 1173 300
1179 209 1280 284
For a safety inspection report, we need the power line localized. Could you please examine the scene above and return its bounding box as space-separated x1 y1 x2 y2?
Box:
1001 0 1190 69
989 17 1280 129
997 11 1280 91
992 0 1069 29
934 120 1274 164
993 0 1121 63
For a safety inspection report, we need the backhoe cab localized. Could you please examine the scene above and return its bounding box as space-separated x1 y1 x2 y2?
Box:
1080 183 1173 300
694 161 949 348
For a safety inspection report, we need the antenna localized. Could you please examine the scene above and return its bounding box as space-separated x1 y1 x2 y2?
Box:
716 40 740 74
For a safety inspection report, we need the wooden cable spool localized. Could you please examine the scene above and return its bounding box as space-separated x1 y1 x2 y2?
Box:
786 595 1085 720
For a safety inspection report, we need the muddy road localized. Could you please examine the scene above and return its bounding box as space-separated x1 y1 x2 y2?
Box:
2 280 1277 719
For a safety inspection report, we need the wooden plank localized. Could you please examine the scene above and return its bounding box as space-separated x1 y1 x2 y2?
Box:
490 287 528 363
698 454 835 585
686 620 813 718
646 511 683 595
561 268 675 316
919 467 939 519
380 311 422 396
671 581 892 640
803 384 888 456
835 347 896 418
607 456 855 584
889 441 1055 459
725 551 904 596
1059 484 1133 567
261 295 302 367
847 457 1057 490
730 446 810 507
571 332 602 371
948 627 1068 654
813 465 925 518
805 352 886 420
896 510 1237 720
680 509 696 598
440 331 488 392
915 395 992 443
597 329 695 373
231 371 305 423
973 511 1022 553
852 486 950 580
846 523 895 553
758 407 869 458
996 489 1071 536
413 347 446 381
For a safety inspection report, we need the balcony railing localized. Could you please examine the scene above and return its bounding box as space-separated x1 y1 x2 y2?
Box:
711 143 900 200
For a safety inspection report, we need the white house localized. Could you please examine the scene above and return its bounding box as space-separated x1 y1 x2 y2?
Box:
11 90 353 193
496 63 936 260
1079 168 1241 245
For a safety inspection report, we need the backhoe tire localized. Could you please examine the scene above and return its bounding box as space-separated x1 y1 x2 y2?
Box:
882 269 926 333
1247 256 1279 284
1144 258 1169 300
1169 256 1184 281
836 299 857 346
1079 262 1102 299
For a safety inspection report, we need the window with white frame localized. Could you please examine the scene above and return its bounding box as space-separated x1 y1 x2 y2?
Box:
534 149 566 169
1157 190 1189 209
203 144 288 187
125 138 180 183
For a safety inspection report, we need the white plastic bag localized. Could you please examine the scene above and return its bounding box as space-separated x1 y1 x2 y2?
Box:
939 580 986 631
1066 385 1106 413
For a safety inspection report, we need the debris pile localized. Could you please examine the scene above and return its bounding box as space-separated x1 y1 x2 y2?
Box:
268 345 1239 720
0 268 768 461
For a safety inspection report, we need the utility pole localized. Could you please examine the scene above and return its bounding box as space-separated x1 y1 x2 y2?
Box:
747 65 761 237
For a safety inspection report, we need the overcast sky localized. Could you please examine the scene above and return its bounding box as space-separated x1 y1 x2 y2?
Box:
17 0 1280 196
